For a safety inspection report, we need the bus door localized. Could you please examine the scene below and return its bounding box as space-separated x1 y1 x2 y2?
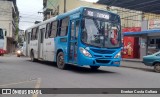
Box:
68 19 80 64
38 28 45 59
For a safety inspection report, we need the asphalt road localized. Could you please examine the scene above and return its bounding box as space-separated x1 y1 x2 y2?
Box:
0 55 159 97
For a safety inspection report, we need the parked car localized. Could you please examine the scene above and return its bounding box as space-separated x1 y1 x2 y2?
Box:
143 51 160 73
0 49 6 56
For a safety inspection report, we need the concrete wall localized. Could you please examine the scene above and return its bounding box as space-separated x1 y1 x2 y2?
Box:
0 1 18 53
0 1 13 37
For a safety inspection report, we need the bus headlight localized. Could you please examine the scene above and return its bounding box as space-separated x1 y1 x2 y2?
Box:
114 52 121 58
79 47 92 57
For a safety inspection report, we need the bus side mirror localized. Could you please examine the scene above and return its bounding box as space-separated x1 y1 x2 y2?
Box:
5 31 7 36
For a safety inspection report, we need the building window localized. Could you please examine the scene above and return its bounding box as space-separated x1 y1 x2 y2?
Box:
150 39 155 44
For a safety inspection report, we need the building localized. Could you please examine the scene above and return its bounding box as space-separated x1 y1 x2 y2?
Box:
43 0 160 29
18 29 25 44
43 0 143 28
0 0 19 53
43 0 107 20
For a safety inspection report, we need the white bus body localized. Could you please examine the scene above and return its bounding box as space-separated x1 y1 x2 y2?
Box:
25 17 57 61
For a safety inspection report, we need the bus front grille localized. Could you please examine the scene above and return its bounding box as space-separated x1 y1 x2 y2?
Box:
96 59 110 64
91 49 115 54
94 55 112 58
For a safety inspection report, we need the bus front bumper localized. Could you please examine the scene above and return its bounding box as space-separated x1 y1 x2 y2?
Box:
78 57 121 67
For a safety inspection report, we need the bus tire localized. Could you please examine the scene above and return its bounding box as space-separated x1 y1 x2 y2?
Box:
30 51 36 62
57 52 67 69
90 66 100 70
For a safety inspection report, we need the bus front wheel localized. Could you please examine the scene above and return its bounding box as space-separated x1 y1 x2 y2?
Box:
57 52 67 69
90 66 100 70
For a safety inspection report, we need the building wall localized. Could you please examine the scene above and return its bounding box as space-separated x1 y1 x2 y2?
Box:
0 0 18 53
58 0 106 14
115 8 142 28
143 13 160 20
43 0 160 30
43 0 142 29
43 0 107 20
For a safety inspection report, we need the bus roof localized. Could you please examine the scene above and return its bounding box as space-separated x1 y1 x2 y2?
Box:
57 7 119 19
25 7 119 31
25 16 57 31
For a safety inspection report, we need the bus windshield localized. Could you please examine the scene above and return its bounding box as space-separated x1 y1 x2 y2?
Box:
0 29 4 39
81 18 121 48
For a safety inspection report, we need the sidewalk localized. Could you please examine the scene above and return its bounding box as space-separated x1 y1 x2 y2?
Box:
2 53 16 57
121 58 153 71
122 58 142 63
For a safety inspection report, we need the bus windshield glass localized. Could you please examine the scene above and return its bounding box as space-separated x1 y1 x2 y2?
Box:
0 29 4 39
81 18 121 48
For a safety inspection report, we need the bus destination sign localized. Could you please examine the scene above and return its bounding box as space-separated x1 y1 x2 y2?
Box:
83 8 110 20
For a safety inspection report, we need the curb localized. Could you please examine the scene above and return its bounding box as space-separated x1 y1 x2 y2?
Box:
121 59 142 63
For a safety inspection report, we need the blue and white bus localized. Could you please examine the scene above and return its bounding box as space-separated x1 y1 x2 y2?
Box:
25 7 122 70
0 28 6 56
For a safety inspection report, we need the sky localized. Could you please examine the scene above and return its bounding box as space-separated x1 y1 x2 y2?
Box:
17 0 43 30
17 0 99 30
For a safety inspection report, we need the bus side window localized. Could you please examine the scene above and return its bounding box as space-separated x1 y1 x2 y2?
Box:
36 27 39 40
59 17 69 36
45 23 50 39
28 32 31 44
31 30 33 40
49 21 57 38
0 29 4 39
40 28 45 43
71 22 74 40
32 27 37 40
75 20 80 39
24 31 27 41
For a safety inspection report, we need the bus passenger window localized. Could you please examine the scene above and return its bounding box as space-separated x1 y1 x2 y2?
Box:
76 20 80 39
24 31 27 41
40 28 45 43
71 22 74 40
59 17 69 36
28 32 31 44
0 29 4 39
49 21 57 38
32 28 37 40
45 23 50 39
36 27 39 39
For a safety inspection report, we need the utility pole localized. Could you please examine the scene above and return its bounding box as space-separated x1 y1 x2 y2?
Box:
64 0 66 13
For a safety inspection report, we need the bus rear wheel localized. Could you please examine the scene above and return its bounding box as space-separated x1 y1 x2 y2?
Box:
90 66 100 70
57 52 67 69
30 51 36 62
